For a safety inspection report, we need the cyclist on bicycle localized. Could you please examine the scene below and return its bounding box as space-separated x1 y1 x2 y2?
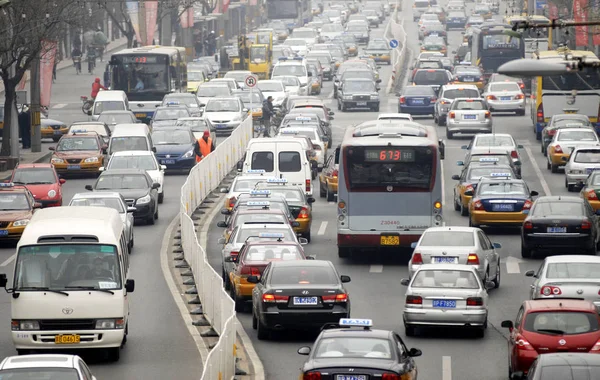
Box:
91 78 106 100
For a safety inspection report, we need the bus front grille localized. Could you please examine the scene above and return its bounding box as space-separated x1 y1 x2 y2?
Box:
39 319 96 330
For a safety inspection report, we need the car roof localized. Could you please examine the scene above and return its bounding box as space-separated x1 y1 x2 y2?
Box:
111 150 154 157
544 255 600 264
442 84 479 90
245 240 301 247
235 208 287 215
538 352 600 366
524 299 598 312
424 226 477 233
72 191 123 199
321 328 391 339
239 223 291 229
15 163 53 169
269 259 332 268
61 132 100 138
535 195 582 202
0 354 77 370
99 168 148 176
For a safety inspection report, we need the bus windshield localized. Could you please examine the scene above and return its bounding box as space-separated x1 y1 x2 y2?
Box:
112 55 170 100
14 244 122 291
541 68 600 91
344 145 435 190
483 34 521 50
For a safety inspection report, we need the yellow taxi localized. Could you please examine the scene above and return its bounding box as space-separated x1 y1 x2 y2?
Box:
452 164 515 216
452 66 485 89
50 131 106 176
581 171 600 210
319 150 339 202
0 183 39 240
468 177 538 228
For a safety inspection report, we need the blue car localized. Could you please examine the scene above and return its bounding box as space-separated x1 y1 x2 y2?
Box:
398 85 437 116
151 127 196 172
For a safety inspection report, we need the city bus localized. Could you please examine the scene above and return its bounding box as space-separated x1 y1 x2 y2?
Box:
109 46 188 123
471 23 525 79
530 48 600 139
504 15 550 57
265 0 311 31
336 121 444 258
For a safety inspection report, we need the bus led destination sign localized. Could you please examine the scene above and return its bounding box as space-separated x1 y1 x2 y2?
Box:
364 148 415 162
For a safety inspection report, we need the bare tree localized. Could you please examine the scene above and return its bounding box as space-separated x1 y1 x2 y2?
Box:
0 0 82 156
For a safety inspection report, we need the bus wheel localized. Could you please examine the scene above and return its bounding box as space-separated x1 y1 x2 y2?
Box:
338 247 351 258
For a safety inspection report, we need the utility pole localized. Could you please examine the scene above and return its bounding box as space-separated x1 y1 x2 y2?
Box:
30 57 41 153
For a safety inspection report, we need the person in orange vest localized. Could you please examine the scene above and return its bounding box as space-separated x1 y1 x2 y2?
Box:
194 130 215 163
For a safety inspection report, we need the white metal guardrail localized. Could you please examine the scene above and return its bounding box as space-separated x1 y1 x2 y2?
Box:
386 3 408 92
179 117 253 379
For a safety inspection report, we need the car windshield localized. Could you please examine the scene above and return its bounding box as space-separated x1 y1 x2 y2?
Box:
236 91 262 104
0 193 30 210
70 197 125 213
524 312 599 335
12 168 56 185
475 136 513 146
273 64 307 77
368 41 389 50
553 115 591 125
154 108 189 120
478 182 527 195
187 71 205 81
531 201 584 216
109 155 157 170
574 151 600 163
489 83 520 92
0 368 80 379
412 270 480 289
163 97 197 107
284 39 307 47
344 81 375 92
97 113 134 125
152 130 193 145
243 245 303 262
340 35 356 43
314 338 392 359
96 174 148 190
57 137 99 151
419 231 475 246
205 99 240 112
454 100 486 110
235 213 286 225
468 167 512 180
443 89 479 99
557 130 597 141
258 82 285 92
546 262 600 279
94 101 125 114
403 86 434 96
413 71 449 85
233 178 264 192
269 265 338 285
236 228 294 243
197 86 230 97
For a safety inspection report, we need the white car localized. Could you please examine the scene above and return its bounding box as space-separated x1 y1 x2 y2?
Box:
218 223 300 258
290 27 320 47
546 128 600 173
203 97 248 135
273 75 307 96
482 81 526 115
0 354 96 379
257 80 288 109
223 70 253 89
69 191 135 252
277 126 327 164
377 113 414 121
282 38 309 56
101 150 166 203
195 83 233 108
219 173 277 210
408 226 502 286
462 133 524 171
320 23 344 41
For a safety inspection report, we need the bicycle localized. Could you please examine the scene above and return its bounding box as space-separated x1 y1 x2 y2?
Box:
87 55 96 75
73 56 82 75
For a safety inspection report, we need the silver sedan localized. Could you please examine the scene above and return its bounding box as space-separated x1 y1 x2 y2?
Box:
446 98 492 139
401 264 493 337
482 82 526 115
526 255 600 308
565 146 600 190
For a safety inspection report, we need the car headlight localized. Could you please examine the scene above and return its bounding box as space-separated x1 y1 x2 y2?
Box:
47 189 57 198
343 95 352 100
96 318 125 329
370 95 379 100
84 157 99 163
569 169 584 174
51 157 64 164
137 194 151 204
13 219 29 227
252 108 262 113
182 149 194 158
13 320 39 330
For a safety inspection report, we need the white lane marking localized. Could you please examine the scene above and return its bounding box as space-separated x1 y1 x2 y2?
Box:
441 159 446 206
52 103 67 109
328 201 336 205
442 356 452 380
369 264 383 273
524 146 552 196
318 221 328 235
159 215 209 362
0 253 15 267
505 256 524 274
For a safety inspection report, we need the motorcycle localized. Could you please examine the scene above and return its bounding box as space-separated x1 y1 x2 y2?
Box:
81 96 93 115
72 55 82 74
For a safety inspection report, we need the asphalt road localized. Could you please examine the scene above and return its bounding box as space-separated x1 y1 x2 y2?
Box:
203 4 568 380
0 61 205 378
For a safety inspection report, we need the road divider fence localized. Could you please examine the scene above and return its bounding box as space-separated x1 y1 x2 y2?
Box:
180 117 253 379
387 3 408 93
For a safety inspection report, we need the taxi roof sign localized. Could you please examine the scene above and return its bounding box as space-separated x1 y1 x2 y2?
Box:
267 178 288 183
0 182 14 188
247 201 270 206
295 117 312 121
280 129 299 134
490 172 511 177
71 129 88 133
246 169 266 174
479 157 499 162
250 190 271 196
339 318 373 327
258 232 285 238
166 101 180 106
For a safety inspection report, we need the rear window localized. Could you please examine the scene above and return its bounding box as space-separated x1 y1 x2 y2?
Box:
531 201 584 216
412 270 479 289
475 136 513 146
558 130 597 142
415 0 430 7
94 101 125 115
279 151 302 172
418 61 443 69
454 100 486 110
574 151 600 163
109 136 148 153
403 86 435 96
419 231 475 246
540 365 600 380
251 151 274 172
524 312 599 335
269 265 338 285
413 71 449 85
443 89 479 99
244 245 303 262
489 83 520 92
546 262 600 279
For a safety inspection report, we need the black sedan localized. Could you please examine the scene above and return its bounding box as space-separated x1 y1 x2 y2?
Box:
521 196 600 258
337 78 380 112
298 319 422 379
249 260 351 340
85 168 160 225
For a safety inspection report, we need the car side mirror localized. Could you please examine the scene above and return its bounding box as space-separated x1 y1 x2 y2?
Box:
152 147 157 153
299 237 309 245
152 183 161 189
517 144 524 149
530 190 539 197
510 372 524 380
0 273 6 288
246 275 260 284
123 279 135 293
243 108 249 113
59 178 66 184
461 145 468 149
456 160 464 166
451 175 460 180
217 221 228 228
306 255 316 260
485 281 496 290
464 190 474 196
99 167 105 172
340 275 351 283
224 255 237 263
48 146 55 151
501 320 513 329
161 165 167 171
127 207 137 213
328 111 335 116
218 237 226 244
492 242 502 249
452 50 456 54
525 270 536 277
298 346 311 355
87 110 92 116
408 348 422 357
400 278 410 286
221 209 231 215
85 184 93 191
236 161 244 171
220 187 230 193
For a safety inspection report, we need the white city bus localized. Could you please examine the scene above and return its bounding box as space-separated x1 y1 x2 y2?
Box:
0 207 134 361
336 120 445 258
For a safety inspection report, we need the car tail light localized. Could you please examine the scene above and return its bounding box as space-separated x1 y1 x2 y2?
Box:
399 96 406 104
479 76 484 81
230 251 239 258
263 294 289 303
322 293 348 303
587 190 598 201
305 179 311 192
304 372 322 380
523 200 533 210
515 335 535 351
431 97 437 102
590 338 600 352
228 196 236 208
465 184 474 194
541 285 562 296
466 297 483 306
548 129 557 136
332 169 338 177
582 219 592 229
537 104 544 123
519 83 525 89
382 374 401 380
523 221 533 230
240 266 262 276
510 150 518 159
515 94 525 99
484 111 491 119
486 95 497 100
411 252 423 264
449 111 455 119
467 254 479 265
406 295 422 305
441 100 449 104
298 206 310 219
473 200 483 210
554 145 563 153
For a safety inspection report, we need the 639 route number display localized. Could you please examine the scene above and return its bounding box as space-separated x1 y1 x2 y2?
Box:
364 148 415 163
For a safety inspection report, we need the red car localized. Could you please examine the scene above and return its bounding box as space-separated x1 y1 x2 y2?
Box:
501 299 600 377
10 163 65 207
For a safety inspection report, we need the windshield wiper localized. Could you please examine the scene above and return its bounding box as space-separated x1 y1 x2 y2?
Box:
535 328 565 335
155 143 181 145
25 182 53 185
18 286 69 296
65 285 114 294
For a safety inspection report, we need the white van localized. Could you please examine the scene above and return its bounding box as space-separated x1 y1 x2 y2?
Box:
271 58 311 87
237 137 314 195
0 207 134 361
91 91 129 121
108 124 154 156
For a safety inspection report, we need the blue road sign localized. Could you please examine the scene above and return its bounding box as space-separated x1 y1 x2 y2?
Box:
389 39 399 48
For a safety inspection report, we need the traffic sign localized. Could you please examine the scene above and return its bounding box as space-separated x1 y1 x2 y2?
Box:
389 39 399 48
245 74 258 88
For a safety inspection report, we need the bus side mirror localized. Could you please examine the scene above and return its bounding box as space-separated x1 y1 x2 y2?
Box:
0 273 7 288
125 279 135 293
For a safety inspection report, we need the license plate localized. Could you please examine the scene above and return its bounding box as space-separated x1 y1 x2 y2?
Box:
216 124 226 129
492 204 514 211
430 32 439 36
135 113 146 118
293 296 318 305
356 102 367 106
412 99 424 104
55 334 80 344
464 78 475 82
337 376 367 380
67 165 80 170
547 227 567 233
500 96 511 101
0 230 8 236
433 256 458 263
587 168 600 174
53 130 62 135
432 300 456 308
380 235 400 245
463 114 477 120
161 159 175 165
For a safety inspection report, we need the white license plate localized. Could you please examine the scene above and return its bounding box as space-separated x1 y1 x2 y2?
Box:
463 114 477 120
161 159 175 164
492 204 514 211
337 376 367 380
547 227 567 233
67 165 80 170
293 296 318 305
433 256 458 263
464 78 475 82
412 99 425 104
356 102 367 106
500 96 511 101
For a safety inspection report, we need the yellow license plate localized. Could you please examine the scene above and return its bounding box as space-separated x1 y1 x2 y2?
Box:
564 110 577 114
55 334 80 344
380 235 400 245
135 113 146 118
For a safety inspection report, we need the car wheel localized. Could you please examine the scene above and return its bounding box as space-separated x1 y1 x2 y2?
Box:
128 233 134 253
304 231 311 243
567 183 575 192
446 129 453 139
319 180 327 198
493 260 501 288
536 131 541 140
147 213 155 225
154 203 159 219
234 289 245 312
468 217 478 228
338 247 351 258
16 349 30 355
551 163 559 173
256 314 269 340
404 324 416 337
252 309 258 329
454 193 461 211
326 183 335 202
158 191 164 204
521 241 532 258
223 268 231 290
107 347 121 362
